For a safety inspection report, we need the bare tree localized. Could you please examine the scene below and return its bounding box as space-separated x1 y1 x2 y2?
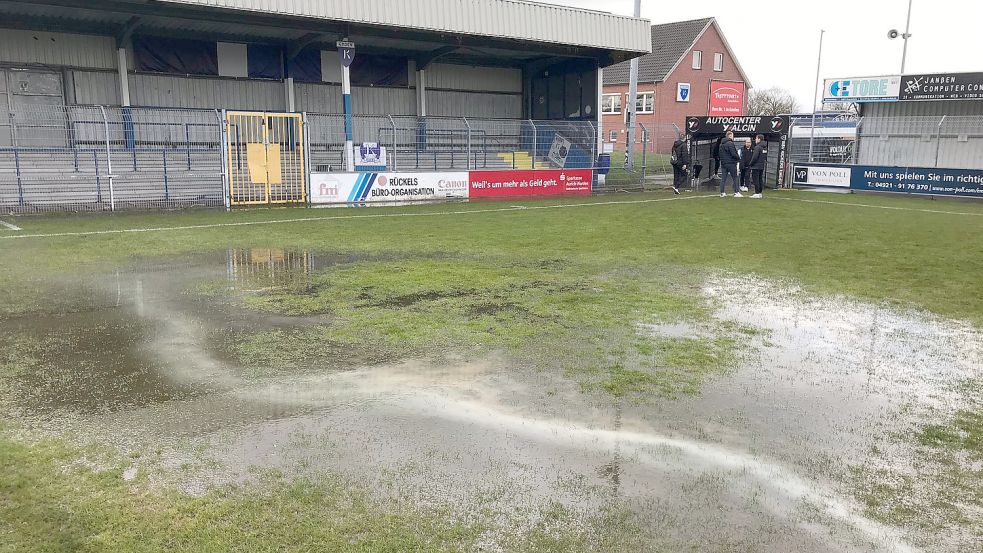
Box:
746 88 800 116
820 102 859 115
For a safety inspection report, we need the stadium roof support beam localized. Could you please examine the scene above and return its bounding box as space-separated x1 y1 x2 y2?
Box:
114 15 140 48
416 46 458 71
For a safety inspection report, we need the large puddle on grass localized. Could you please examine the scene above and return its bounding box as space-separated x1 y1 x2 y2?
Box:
2 252 981 552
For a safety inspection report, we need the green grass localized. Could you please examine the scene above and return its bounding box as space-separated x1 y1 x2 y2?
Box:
0 428 648 552
850 379 983 544
3 191 982 324
3 190 983 550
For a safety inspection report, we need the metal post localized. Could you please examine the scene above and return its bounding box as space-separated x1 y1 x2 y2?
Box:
810 30 825 163
388 114 397 171
13 146 23 207
639 123 648 183
934 115 946 168
853 116 863 165
463 117 472 170
302 111 312 204
901 0 914 74
99 106 115 211
162 149 169 201
117 47 131 107
587 120 596 171
342 64 354 172
217 109 231 211
529 119 536 170
624 0 641 170
185 123 192 170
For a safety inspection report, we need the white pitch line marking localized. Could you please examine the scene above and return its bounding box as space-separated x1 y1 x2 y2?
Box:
0 219 22 231
0 195 717 241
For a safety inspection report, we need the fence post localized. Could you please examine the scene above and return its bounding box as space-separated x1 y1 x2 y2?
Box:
302 111 312 205
853 116 863 165
934 115 946 168
529 119 536 170
162 149 169 201
639 123 648 185
587 120 596 171
387 114 398 171
217 109 231 211
99 106 115 212
463 117 472 170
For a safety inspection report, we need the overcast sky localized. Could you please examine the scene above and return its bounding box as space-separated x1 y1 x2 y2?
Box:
540 0 980 112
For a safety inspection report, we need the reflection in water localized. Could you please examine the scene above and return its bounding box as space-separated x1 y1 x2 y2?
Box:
227 248 315 291
2 256 980 552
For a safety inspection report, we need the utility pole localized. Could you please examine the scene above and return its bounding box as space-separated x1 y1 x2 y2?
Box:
901 0 913 73
809 29 825 163
624 0 641 170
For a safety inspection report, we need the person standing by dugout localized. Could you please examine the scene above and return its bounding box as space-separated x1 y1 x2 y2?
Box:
718 131 742 197
739 138 753 193
670 134 691 195
748 134 768 199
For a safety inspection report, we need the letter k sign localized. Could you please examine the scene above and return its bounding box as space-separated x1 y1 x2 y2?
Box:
339 47 355 67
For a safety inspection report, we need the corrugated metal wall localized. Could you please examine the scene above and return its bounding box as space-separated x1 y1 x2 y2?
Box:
71 71 121 105
158 0 651 53
295 83 415 115
863 100 983 119
0 30 116 69
426 63 522 93
129 74 286 110
859 101 983 169
427 90 522 119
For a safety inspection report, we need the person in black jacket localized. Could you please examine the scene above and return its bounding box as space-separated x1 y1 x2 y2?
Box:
670 135 691 195
711 137 723 179
739 138 753 192
718 131 743 197
749 134 769 198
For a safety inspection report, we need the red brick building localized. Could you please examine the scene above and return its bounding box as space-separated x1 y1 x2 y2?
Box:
602 18 750 153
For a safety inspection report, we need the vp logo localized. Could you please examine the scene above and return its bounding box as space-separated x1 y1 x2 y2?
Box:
795 168 809 182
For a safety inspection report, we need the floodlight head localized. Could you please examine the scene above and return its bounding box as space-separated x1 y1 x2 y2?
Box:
888 29 900 39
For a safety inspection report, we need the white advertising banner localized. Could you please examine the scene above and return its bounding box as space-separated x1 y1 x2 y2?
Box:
792 165 853 188
823 76 901 103
311 172 469 203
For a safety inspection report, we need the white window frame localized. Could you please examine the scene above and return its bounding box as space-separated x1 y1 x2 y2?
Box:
601 93 622 114
636 91 655 114
692 50 703 70
608 130 618 142
714 53 724 72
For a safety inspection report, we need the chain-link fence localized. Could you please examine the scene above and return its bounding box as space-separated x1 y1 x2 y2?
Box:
1 105 226 213
2 104 665 213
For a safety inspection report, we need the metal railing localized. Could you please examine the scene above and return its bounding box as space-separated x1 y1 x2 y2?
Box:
1 104 661 213
789 114 983 170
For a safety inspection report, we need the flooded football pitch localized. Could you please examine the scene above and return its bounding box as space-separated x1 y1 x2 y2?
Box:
1 248 980 552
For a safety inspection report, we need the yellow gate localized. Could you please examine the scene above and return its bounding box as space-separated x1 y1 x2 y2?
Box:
226 111 306 205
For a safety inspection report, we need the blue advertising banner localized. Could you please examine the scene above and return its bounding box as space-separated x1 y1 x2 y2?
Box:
792 163 983 199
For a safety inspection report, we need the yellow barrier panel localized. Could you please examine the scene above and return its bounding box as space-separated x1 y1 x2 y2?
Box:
227 112 306 206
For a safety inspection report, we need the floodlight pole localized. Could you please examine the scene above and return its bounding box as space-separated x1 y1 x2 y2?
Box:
624 0 641 170
809 29 825 163
900 0 913 74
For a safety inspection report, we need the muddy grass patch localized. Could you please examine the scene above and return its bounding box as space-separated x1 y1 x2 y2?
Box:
848 378 983 549
201 258 744 399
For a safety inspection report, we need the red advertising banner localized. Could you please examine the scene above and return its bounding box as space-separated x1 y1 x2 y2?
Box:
469 169 593 198
709 80 746 117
